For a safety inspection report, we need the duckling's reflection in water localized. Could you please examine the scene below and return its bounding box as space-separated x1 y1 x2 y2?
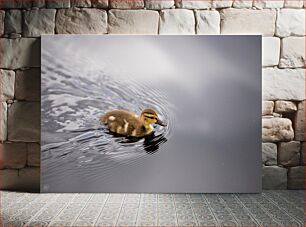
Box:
110 132 167 154
143 133 167 154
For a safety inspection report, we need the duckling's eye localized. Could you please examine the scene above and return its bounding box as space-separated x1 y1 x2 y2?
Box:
145 116 157 120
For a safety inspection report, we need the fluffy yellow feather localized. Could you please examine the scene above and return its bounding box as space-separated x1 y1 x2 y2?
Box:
101 108 166 137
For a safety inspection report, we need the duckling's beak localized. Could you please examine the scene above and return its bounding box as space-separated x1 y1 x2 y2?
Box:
156 118 167 127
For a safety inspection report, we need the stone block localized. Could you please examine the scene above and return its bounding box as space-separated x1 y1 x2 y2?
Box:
109 0 144 8
4 9 22 35
0 169 18 189
262 118 294 142
8 102 40 142
0 0 32 9
15 68 41 101
301 142 305 165
23 9 56 37
32 0 46 8
262 37 280 66
253 0 284 8
195 10 220 34
276 9 305 37
0 10 4 35
0 69 15 102
280 94 297 108
0 143 27 169
0 102 7 142
294 101 305 141
71 0 92 7
212 0 233 8
220 9 276 36
0 167 40 192
262 143 277 165
278 141 301 166
232 0 252 8
20 167 40 192
280 37 305 68
175 0 212 9
274 101 297 113
56 8 107 34
145 0 175 9
288 166 304 189
46 0 70 8
91 0 108 8
262 101 274 115
108 10 159 34
159 9 195 34
284 0 304 8
0 38 40 69
27 143 40 167
262 166 287 189
263 68 304 101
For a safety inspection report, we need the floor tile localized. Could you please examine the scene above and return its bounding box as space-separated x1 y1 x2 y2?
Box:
0 190 303 227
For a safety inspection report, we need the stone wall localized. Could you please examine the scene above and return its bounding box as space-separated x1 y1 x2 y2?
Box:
0 0 305 192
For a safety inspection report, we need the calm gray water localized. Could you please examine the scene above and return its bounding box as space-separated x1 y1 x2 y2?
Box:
41 35 262 193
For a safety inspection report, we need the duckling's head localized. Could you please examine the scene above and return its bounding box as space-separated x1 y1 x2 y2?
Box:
140 108 167 127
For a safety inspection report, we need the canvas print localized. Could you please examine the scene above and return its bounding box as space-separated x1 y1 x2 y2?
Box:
41 35 262 193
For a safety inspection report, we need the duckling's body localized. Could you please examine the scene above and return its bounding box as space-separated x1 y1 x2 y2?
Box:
101 109 165 138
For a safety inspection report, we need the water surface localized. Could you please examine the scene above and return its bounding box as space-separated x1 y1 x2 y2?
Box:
41 35 261 193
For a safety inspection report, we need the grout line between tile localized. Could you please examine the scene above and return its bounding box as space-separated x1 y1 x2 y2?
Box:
262 192 304 225
187 194 199 226
114 194 126 226
172 194 179 226
234 194 269 226
216 194 240 226
47 194 78 226
23 194 60 226
134 194 141 226
93 193 110 226
70 194 93 226
201 194 220 226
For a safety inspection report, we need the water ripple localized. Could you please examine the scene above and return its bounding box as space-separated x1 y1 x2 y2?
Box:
41 50 174 184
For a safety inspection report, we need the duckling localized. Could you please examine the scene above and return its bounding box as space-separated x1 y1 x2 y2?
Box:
101 108 166 137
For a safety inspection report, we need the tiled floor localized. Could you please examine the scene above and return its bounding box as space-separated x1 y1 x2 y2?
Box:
1 190 304 226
